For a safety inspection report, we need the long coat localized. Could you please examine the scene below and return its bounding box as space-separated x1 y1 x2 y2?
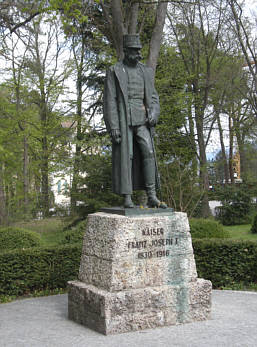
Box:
103 61 160 195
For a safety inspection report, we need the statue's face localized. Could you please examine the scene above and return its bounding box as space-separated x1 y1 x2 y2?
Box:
124 47 142 65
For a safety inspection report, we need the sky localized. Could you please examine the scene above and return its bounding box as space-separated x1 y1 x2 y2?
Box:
245 0 257 17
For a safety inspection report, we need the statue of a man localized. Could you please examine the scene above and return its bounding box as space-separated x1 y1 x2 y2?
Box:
103 34 166 209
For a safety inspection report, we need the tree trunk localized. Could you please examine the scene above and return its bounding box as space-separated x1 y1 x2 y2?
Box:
111 0 125 60
41 136 49 218
147 1 168 74
0 164 7 225
186 86 198 175
228 114 235 184
194 95 211 218
23 135 29 212
235 126 246 182
70 37 85 214
216 113 229 184
128 2 139 34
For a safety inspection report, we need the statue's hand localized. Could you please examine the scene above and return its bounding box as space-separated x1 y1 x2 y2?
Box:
147 116 157 127
110 129 121 144
147 110 157 127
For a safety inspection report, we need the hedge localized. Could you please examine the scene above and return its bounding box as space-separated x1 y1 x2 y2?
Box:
189 218 229 239
0 227 42 251
1 239 257 296
0 243 82 296
60 220 86 245
193 239 257 288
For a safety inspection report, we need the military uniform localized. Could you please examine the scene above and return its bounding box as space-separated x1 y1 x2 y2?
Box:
103 34 166 208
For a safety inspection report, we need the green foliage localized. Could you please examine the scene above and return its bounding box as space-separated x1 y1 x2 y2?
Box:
189 218 229 239
242 142 257 183
11 217 67 247
155 46 190 161
13 217 65 234
155 45 200 213
75 153 123 216
0 244 81 296
60 219 86 244
223 224 257 241
193 239 257 288
62 229 84 244
251 214 257 234
1 237 257 296
0 227 42 251
215 185 254 225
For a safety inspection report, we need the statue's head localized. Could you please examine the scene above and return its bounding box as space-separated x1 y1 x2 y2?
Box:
123 34 142 66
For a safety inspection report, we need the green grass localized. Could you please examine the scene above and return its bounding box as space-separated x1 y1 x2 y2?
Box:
223 224 257 241
12 217 69 246
12 217 65 233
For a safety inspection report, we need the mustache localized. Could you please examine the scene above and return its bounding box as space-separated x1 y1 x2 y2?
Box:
127 53 142 60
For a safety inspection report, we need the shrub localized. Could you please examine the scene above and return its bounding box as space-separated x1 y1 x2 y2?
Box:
193 239 257 288
60 219 87 245
0 243 82 297
1 236 257 296
189 218 229 239
0 227 42 251
215 185 253 225
251 214 257 234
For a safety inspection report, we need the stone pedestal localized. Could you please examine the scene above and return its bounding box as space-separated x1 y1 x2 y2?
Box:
68 211 212 335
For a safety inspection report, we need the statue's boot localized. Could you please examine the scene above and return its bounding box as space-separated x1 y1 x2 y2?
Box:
124 194 135 208
143 158 167 209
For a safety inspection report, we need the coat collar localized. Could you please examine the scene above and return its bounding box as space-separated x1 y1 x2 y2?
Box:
113 62 150 105
114 62 127 99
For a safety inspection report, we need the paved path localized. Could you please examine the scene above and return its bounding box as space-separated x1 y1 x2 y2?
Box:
0 290 257 347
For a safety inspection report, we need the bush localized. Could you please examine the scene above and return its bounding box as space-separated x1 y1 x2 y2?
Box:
1 235 257 296
215 185 253 225
0 227 42 251
193 239 257 288
251 214 257 234
60 219 87 245
0 243 82 297
189 218 229 239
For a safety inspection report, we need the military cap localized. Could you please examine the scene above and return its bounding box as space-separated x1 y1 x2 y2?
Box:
123 34 142 49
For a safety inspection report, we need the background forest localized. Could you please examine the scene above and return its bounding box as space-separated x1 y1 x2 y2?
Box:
0 0 257 225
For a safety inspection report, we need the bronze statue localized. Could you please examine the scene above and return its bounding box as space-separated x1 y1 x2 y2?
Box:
104 34 166 209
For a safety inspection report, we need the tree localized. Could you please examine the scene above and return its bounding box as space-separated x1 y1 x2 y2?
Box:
0 85 28 223
154 45 200 214
19 16 72 217
96 0 167 71
209 52 249 184
167 0 239 216
227 0 257 115
59 3 113 213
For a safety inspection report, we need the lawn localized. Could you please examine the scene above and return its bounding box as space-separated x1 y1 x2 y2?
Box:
12 217 70 246
223 224 257 241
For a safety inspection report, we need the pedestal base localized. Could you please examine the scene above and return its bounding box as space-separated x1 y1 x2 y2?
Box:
68 279 211 335
68 211 212 334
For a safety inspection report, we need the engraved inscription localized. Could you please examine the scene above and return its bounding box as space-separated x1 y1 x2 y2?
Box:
138 249 170 259
127 227 180 260
142 228 164 236
151 238 178 247
128 241 147 249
